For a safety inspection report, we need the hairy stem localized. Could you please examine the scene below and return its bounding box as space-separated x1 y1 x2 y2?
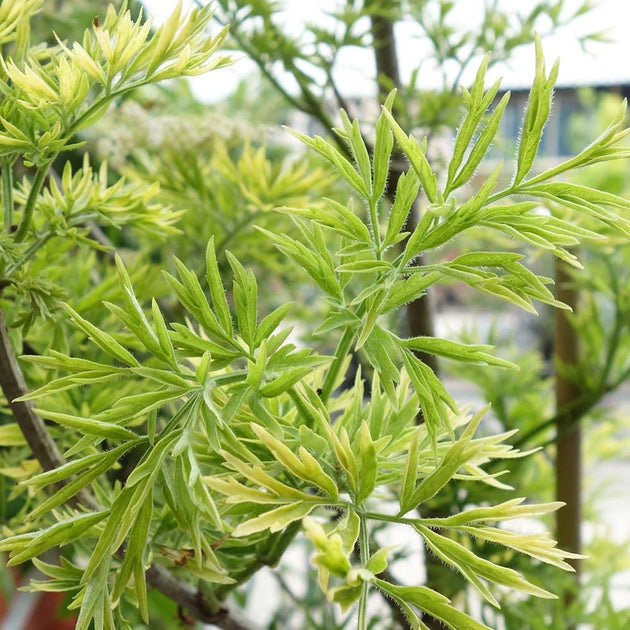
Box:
357 513 370 630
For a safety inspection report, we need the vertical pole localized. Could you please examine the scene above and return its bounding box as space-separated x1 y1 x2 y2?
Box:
554 257 582 624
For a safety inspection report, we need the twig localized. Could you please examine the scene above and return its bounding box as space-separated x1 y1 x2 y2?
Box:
145 564 260 630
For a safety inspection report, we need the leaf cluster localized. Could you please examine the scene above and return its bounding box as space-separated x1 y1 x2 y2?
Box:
1 3 630 630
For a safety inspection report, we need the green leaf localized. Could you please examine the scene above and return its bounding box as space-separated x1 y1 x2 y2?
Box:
206 237 233 335
402 350 455 450
232 501 319 537
400 428 422 514
447 55 495 184
286 128 369 198
151 298 177 367
374 579 492 630
258 227 342 301
384 170 419 249
280 201 371 243
112 489 153 619
337 110 372 195
404 408 486 512
366 546 394 575
26 443 135 520
416 524 557 601
227 252 255 349
514 36 559 185
251 424 339 499
382 271 441 312
521 182 630 237
2 512 108 566
450 91 510 192
163 262 226 341
382 108 437 202
356 422 377 503
328 584 362 612
459 524 581 571
403 337 517 368
35 409 138 441
372 91 395 200
0 423 27 446
125 430 182 488
356 291 387 351
254 303 293 347
97 389 188 424
60 304 138 367
259 366 312 397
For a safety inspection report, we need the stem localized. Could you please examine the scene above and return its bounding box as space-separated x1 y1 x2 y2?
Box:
145 564 258 630
320 326 356 403
553 256 581 626
65 79 151 137
369 4 439 375
369 2 401 102
0 309 98 503
512 390 598 450
364 511 417 526
6 233 53 275
2 162 14 233
369 196 382 258
212 521 303 602
215 209 265 258
209 5 343 147
357 513 370 630
273 571 323 629
14 165 49 243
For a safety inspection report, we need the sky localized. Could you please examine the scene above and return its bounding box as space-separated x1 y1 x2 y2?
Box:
141 0 630 102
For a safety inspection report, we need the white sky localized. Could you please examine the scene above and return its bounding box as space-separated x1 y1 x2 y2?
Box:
141 0 630 102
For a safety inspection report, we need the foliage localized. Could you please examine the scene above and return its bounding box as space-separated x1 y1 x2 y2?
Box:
212 0 600 132
443 88 630 626
1 2 630 630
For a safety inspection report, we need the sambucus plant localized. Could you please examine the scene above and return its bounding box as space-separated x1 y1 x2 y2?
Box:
1 2 630 629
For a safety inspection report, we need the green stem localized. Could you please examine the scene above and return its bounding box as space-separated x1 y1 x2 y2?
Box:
14 165 50 243
364 511 416 526
320 326 356 403
215 209 265 258
369 196 382 259
208 4 352 158
212 521 303 602
2 162 14 233
357 513 370 630
6 232 53 275
66 80 151 137
273 572 323 629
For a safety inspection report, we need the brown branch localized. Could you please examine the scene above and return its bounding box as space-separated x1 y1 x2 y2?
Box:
145 564 260 630
369 9 438 376
0 308 255 630
0 311 77 475
553 257 581 624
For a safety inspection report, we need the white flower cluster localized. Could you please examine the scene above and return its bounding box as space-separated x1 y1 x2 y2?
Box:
83 99 273 170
